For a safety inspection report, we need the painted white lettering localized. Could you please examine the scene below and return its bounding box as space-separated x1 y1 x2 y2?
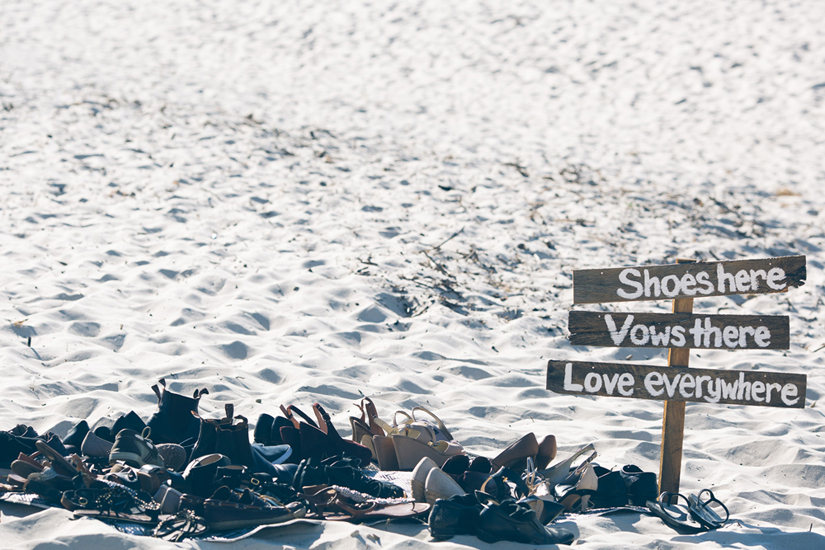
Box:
736 372 751 401
663 373 681 398
681 273 697 296
704 317 722 348
584 373 602 393
723 326 739 348
717 264 736 293
563 363 583 392
630 325 650 345
649 326 671 347
689 319 704 347
749 269 767 291
603 373 620 395
765 383 781 404
739 326 755 347
766 267 786 290
754 326 771 347
695 375 711 398
781 383 799 406
679 374 696 398
617 268 644 299
704 378 721 403
735 270 751 293
617 373 635 396
751 381 765 402
696 271 714 295
605 314 634 346
720 377 739 400
670 326 687 347
644 270 660 298
661 275 680 297
644 372 665 396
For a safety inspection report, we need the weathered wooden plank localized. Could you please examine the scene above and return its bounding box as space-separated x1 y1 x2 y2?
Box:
573 255 806 304
546 360 806 409
568 311 790 350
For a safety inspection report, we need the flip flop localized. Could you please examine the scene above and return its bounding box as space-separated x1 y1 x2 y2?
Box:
646 492 707 534
688 489 729 530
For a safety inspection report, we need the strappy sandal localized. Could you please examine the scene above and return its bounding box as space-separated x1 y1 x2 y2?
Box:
62 481 161 524
538 443 596 487
688 489 729 530
411 406 456 441
303 484 429 522
153 509 209 541
647 492 707 533
385 408 464 471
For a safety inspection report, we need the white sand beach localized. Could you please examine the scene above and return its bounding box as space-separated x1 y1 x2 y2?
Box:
1 0 824 547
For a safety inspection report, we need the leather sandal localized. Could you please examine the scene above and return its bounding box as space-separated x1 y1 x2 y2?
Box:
303 484 428 521
153 509 208 541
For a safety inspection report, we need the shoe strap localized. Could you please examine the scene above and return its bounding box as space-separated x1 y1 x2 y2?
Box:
572 451 598 476
313 403 344 440
363 398 384 435
694 489 730 525
374 416 420 440
411 406 454 441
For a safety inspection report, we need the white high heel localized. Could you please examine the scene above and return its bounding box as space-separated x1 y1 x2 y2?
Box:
538 443 597 488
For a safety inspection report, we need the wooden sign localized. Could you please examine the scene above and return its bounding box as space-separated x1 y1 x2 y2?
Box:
547 360 806 409
568 312 790 350
573 255 806 304
550 255 807 495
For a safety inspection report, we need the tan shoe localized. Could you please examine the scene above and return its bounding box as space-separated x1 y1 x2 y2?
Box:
411 457 439 502
424 468 465 505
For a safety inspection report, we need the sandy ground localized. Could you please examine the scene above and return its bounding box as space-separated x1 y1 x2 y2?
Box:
1 0 825 548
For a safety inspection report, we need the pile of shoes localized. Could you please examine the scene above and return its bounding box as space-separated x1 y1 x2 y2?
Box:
0 384 728 545
0 381 430 541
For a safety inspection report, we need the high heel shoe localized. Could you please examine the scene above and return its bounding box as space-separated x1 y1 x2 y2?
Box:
349 397 385 444
491 433 539 472
312 403 372 465
535 435 557 470
277 404 318 462
554 463 598 512
538 443 596 488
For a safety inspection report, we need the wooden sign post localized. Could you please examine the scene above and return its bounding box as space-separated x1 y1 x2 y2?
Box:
547 255 807 495
661 260 693 494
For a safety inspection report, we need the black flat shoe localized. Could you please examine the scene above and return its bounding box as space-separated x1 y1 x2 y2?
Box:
427 493 483 539
477 498 576 545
